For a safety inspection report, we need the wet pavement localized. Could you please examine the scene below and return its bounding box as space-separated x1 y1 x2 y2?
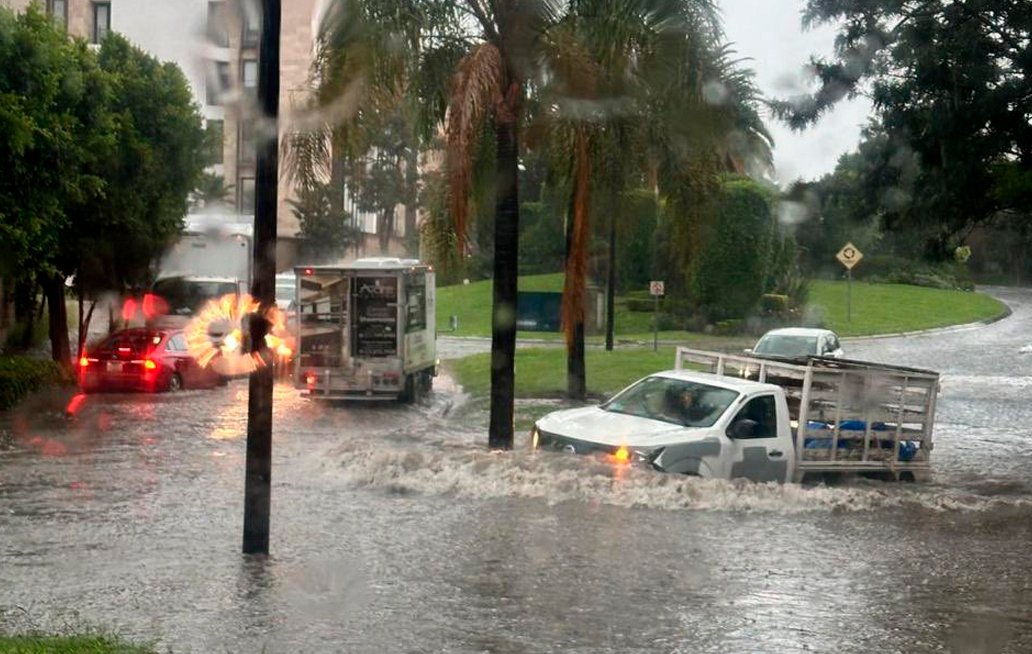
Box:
2 288 1032 652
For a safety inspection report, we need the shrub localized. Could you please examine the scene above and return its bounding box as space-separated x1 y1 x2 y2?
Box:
0 357 70 411
690 178 777 321
713 319 744 335
625 297 664 312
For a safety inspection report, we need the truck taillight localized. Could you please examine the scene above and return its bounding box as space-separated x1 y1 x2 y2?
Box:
144 360 157 370
79 357 89 368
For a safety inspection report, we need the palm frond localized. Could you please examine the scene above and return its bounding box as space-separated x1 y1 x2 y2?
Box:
446 42 505 251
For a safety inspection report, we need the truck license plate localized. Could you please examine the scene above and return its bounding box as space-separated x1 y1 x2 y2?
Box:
106 362 122 373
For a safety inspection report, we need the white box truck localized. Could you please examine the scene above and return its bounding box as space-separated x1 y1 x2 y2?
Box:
153 216 252 319
293 258 436 402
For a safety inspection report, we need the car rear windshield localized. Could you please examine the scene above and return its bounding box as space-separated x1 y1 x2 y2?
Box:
97 332 164 357
754 334 818 357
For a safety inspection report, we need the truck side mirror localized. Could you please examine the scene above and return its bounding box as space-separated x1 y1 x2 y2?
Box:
727 419 758 439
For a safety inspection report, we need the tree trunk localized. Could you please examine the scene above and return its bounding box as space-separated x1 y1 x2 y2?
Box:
605 209 616 351
77 284 84 355
488 118 520 450
42 275 71 367
562 131 589 400
79 301 97 358
378 209 393 253
405 147 419 256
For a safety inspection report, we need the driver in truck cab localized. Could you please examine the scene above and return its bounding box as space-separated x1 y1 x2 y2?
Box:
666 386 713 425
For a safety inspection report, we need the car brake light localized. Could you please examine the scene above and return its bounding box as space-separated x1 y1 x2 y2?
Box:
144 360 157 370
79 357 89 368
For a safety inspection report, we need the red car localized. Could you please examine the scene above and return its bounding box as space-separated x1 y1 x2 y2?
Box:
78 328 221 393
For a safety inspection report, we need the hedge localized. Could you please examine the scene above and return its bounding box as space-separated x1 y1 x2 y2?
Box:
0 357 70 411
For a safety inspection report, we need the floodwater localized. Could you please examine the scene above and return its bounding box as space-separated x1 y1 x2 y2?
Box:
2 288 1032 652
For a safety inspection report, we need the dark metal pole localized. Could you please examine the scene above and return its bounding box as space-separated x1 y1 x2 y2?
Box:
243 0 280 555
605 212 615 351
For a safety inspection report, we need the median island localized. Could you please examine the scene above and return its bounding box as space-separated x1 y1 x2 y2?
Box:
440 275 1007 401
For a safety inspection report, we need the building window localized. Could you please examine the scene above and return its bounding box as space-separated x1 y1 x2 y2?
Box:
242 4 260 47
242 59 258 93
238 119 255 164
47 0 68 28
206 119 224 165
206 61 230 106
92 3 110 44
239 176 255 214
207 1 229 48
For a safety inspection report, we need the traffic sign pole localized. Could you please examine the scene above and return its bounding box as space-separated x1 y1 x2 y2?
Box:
653 294 658 352
836 243 862 324
847 269 852 323
649 281 664 352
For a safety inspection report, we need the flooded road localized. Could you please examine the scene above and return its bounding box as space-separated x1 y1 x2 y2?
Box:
2 288 1032 652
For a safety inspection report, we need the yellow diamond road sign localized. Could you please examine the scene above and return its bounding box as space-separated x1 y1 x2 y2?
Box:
836 242 863 270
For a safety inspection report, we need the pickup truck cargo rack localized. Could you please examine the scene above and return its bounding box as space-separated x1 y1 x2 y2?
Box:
674 347 940 482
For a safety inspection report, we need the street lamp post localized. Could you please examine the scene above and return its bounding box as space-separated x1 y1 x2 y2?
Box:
242 0 280 556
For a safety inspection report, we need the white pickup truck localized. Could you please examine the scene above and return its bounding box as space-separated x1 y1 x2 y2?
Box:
532 348 939 483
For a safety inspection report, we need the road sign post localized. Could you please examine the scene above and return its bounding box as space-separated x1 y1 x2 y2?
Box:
836 243 863 323
649 281 664 352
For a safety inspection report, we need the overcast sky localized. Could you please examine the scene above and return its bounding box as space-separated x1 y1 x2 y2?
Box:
720 0 874 185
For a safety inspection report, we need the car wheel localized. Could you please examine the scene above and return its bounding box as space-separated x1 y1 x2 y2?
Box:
168 372 183 393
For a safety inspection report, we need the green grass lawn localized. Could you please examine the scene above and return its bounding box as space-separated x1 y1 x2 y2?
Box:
807 280 1007 336
438 274 1008 341
0 635 154 654
441 275 1009 400
446 346 682 399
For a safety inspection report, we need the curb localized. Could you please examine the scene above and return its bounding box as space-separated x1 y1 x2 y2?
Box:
841 302 1013 342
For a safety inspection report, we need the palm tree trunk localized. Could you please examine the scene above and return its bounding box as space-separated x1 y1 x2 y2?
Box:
488 118 520 450
562 130 589 400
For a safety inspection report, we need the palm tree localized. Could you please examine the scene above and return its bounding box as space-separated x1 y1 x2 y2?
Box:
191 172 235 210
532 0 772 398
288 0 562 449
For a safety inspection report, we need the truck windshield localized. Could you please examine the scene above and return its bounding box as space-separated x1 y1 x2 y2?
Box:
153 278 238 316
754 335 817 357
602 376 739 427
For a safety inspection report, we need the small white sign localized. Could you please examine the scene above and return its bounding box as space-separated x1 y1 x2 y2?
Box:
836 243 864 270
649 281 665 296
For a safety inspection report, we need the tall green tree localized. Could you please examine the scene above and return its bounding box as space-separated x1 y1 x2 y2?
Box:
50 33 207 362
0 9 207 363
532 0 771 396
774 0 1032 259
0 6 111 362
